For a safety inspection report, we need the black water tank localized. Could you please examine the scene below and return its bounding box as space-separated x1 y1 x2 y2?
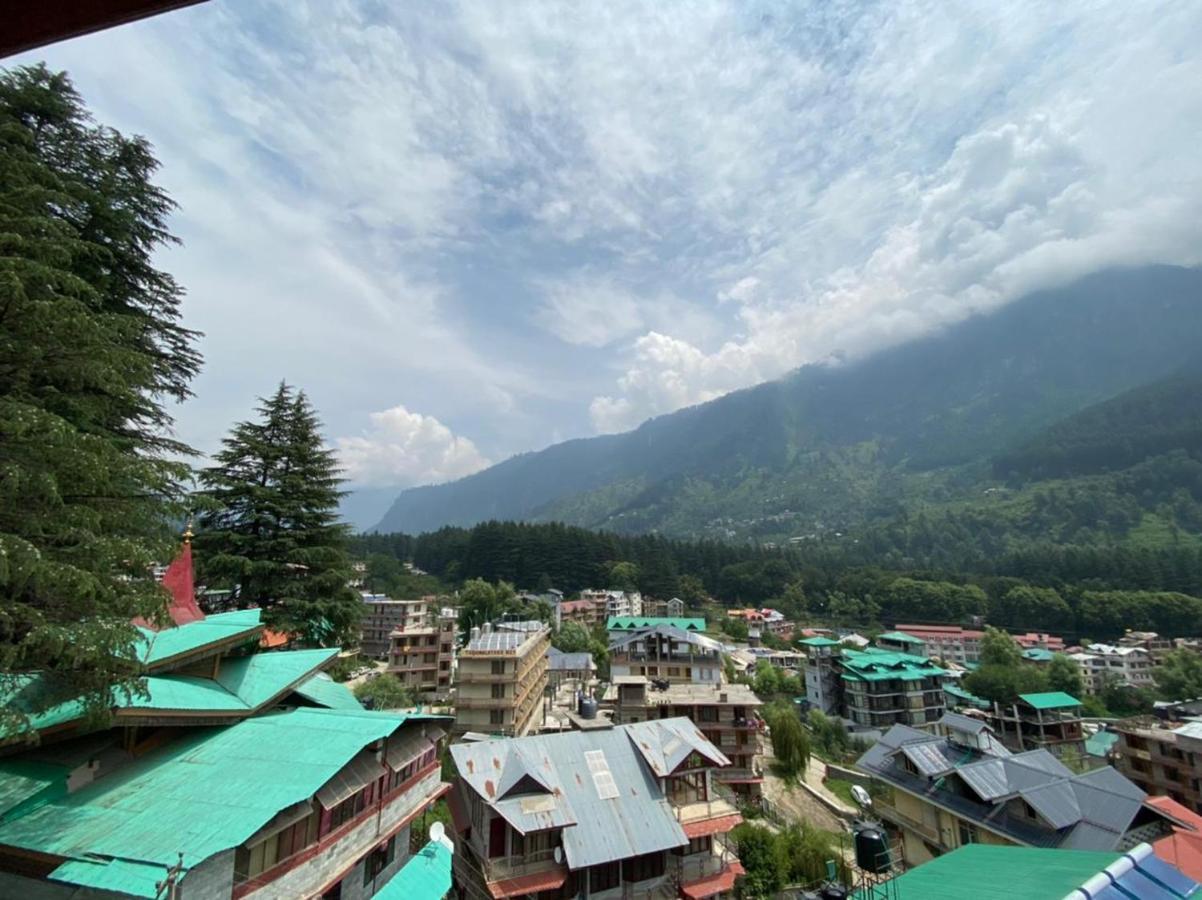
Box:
819 885 848 900
854 825 891 873
579 696 599 719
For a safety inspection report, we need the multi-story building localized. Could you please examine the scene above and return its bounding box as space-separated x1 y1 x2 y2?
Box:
875 631 929 656
643 597 686 618
361 595 437 658
1070 643 1156 693
1013 632 1067 652
387 606 457 701
1113 716 1202 813
857 712 1179 869
607 615 705 641
580 589 643 618
609 679 765 800
448 718 745 900
453 622 550 737
894 624 985 665
560 597 604 629
984 691 1085 757
800 636 843 715
546 647 598 690
608 624 723 685
1119 630 1177 662
840 648 950 730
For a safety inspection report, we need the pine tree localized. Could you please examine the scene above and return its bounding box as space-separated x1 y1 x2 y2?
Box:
0 65 200 737
196 384 361 645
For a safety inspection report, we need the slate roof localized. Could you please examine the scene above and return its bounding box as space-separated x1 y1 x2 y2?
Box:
450 717 728 871
857 722 1160 852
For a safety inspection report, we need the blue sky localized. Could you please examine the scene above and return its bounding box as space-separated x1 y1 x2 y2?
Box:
12 0 1202 521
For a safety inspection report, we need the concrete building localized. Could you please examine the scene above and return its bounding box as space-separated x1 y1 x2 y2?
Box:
1113 716 1202 813
448 718 745 900
642 596 686 618
875 631 929 656
546 647 598 690
0 708 451 899
800 636 843 716
606 615 705 641
894 624 985 665
608 679 765 800
560 597 604 629
857 713 1179 869
1071 643 1156 693
1119 630 1177 661
361 595 438 658
580 588 643 618
387 606 457 701
840 648 950 730
608 624 723 685
985 691 1086 758
453 622 550 737
1013 632 1067 652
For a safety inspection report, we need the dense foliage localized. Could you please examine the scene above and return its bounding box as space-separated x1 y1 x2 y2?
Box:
353 674 415 710
731 822 847 897
0 66 200 736
196 383 361 645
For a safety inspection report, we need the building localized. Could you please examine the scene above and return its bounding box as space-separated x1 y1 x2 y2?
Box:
1070 643 1156 693
560 598 603 629
857 712 1180 869
361 595 438 658
894 624 985 665
606 615 705 640
985 691 1085 757
840 648 950 730
875 631 929 656
453 622 550 737
387 606 457 701
743 646 805 673
643 597 686 618
0 708 451 899
580 589 643 618
1113 716 1202 813
1145 795 1202 883
608 679 765 800
1013 632 1067 652
862 842 1198 900
608 624 723 685
1120 630 1177 662
546 647 598 690
448 718 745 900
799 636 843 715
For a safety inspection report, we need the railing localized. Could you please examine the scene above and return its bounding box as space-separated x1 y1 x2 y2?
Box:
671 796 740 825
482 846 563 881
874 799 942 845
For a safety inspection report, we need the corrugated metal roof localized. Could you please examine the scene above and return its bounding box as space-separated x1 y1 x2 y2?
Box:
0 760 68 822
1019 691 1082 710
900 742 957 777
136 609 263 667
375 839 452 899
49 857 168 898
0 708 444 879
546 649 596 672
1023 781 1082 829
451 718 710 870
316 749 385 808
939 712 988 735
293 672 363 710
608 625 722 652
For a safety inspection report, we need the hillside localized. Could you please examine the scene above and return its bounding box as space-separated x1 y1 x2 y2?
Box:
374 266 1202 540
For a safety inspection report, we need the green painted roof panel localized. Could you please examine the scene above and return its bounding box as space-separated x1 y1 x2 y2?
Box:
216 648 339 708
840 649 947 682
293 672 363 711
798 637 841 647
1085 731 1119 757
0 708 420 872
878 631 925 644
1020 691 1082 710
606 617 705 631
944 684 990 709
136 609 263 666
852 844 1119 900
0 761 68 822
376 840 452 899
50 857 167 898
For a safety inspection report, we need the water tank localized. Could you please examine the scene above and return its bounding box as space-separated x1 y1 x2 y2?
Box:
579 696 599 719
819 885 847 900
854 825 891 874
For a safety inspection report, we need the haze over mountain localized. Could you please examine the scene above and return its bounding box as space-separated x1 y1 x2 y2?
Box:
372 265 1202 540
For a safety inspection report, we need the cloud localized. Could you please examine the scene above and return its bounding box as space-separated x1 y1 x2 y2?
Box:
335 405 490 488
533 275 645 347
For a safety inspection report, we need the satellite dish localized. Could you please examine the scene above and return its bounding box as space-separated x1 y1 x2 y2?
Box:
851 785 873 810
554 847 563 864
429 821 445 843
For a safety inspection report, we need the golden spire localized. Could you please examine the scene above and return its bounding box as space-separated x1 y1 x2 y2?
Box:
183 520 194 544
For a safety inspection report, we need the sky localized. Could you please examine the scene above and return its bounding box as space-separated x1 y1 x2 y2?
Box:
12 0 1202 525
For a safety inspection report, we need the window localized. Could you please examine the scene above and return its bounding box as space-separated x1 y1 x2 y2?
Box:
363 836 397 886
491 660 507 675
329 790 368 830
491 683 506 698
668 667 680 677
490 709 505 725
957 821 978 846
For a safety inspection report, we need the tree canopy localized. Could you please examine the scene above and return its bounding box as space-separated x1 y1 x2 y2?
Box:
0 65 200 737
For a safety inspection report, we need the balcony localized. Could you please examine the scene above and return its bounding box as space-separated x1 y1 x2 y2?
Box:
671 796 740 826
874 799 942 846
481 846 566 883
455 696 513 709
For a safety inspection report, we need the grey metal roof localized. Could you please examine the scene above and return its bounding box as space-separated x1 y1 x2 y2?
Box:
465 631 525 652
451 718 719 870
1022 781 1081 829
547 648 596 672
608 625 722 652
900 742 957 777
957 758 1011 801
938 712 988 735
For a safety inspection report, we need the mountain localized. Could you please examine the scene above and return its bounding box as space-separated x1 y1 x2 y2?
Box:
374 266 1202 540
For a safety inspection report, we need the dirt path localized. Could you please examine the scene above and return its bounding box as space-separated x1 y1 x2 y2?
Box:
759 752 848 834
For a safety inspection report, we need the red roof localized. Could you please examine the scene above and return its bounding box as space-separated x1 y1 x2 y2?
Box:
681 862 745 899
683 813 743 838
1148 796 1202 882
895 624 985 640
260 629 291 649
488 868 568 898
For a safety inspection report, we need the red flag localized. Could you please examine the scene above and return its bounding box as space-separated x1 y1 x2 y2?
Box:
162 540 204 626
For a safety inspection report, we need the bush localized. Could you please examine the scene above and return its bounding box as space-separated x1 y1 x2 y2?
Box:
354 673 416 710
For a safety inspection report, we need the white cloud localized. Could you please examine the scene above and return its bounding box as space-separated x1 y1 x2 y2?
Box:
533 276 645 347
335 405 490 488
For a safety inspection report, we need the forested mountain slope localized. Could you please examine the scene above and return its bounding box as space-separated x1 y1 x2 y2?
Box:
374 266 1202 540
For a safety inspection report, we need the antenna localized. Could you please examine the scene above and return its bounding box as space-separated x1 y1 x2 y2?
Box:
429 821 445 843
554 847 563 864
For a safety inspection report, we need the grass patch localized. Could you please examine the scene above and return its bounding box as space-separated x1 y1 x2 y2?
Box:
823 777 858 808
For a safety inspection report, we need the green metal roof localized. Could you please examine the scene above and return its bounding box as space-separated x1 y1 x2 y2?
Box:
1085 731 1119 757
877 631 925 644
840 649 947 682
293 672 363 710
1022 648 1055 662
798 636 841 647
1020 691 1082 710
136 609 263 667
606 616 705 631
0 760 68 822
0 674 88 739
376 839 452 899
944 683 991 709
50 857 168 898
0 707 437 886
852 844 1120 900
